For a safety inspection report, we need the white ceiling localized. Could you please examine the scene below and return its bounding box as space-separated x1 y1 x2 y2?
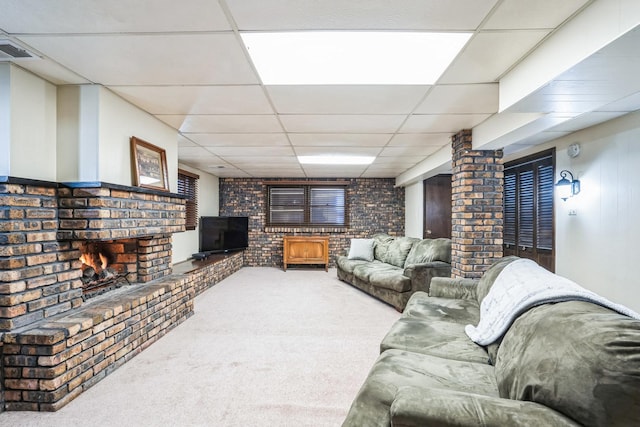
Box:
1 0 638 181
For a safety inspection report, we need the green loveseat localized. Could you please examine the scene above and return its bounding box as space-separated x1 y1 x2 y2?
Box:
343 256 640 426
336 234 452 311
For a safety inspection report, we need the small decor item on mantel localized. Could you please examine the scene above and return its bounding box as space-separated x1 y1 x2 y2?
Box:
130 136 169 191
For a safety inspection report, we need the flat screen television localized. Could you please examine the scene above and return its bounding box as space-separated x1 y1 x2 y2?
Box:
198 216 249 254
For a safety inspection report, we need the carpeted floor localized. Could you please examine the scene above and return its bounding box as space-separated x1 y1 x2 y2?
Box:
0 267 401 427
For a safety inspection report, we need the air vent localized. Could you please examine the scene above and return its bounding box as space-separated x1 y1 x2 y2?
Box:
0 40 39 61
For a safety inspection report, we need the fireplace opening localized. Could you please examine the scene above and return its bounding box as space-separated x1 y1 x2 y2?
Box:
79 241 137 299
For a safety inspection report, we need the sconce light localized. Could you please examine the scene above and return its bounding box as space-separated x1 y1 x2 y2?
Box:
556 170 581 201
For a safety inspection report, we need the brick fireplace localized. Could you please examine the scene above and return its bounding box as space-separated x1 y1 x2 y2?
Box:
0 179 201 411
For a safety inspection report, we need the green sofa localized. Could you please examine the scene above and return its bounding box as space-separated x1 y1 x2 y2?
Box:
336 234 452 311
343 257 640 426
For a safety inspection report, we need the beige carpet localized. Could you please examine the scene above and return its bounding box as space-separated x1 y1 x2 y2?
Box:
1 267 400 427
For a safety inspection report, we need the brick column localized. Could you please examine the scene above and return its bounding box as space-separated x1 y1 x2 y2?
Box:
451 130 504 279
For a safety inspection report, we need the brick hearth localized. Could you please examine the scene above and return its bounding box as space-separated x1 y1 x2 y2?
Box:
0 178 243 411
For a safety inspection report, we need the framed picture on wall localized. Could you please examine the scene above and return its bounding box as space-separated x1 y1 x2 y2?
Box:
130 136 169 191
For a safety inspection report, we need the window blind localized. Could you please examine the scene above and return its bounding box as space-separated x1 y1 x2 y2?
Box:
178 169 199 231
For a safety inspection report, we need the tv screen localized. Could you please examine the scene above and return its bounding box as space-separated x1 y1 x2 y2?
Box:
199 216 249 253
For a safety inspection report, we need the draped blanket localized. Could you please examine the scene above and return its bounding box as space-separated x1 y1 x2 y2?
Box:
465 259 640 346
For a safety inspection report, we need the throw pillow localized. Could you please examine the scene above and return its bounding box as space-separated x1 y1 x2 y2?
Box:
347 238 375 262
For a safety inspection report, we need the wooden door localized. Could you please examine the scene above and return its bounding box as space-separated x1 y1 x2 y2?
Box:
423 174 452 239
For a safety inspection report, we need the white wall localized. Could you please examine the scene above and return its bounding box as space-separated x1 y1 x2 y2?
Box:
404 181 423 238
99 88 178 189
552 111 640 312
171 163 220 264
8 65 57 181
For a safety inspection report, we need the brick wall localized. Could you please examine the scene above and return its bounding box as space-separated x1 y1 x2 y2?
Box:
0 181 84 331
219 178 405 267
450 130 504 278
57 184 185 241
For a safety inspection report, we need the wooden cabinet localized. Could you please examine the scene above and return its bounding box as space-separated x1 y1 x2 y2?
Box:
283 236 329 272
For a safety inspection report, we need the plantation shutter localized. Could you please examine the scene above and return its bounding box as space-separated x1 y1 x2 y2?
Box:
536 164 555 250
177 169 199 230
503 150 555 271
518 170 535 248
503 173 517 246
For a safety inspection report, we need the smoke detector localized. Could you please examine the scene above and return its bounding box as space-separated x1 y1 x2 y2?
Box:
0 40 40 61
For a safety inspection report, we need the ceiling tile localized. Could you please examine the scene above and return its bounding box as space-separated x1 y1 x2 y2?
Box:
483 0 590 30
415 84 498 114
14 59 90 86
0 0 231 33
19 33 258 85
439 31 550 83
206 146 296 157
294 146 381 156
226 0 498 30
301 165 368 178
289 133 391 147
372 156 422 166
185 133 290 147
221 156 299 166
110 85 273 115
400 114 491 133
164 115 283 133
379 146 441 157
280 114 406 133
266 85 429 114
388 133 451 146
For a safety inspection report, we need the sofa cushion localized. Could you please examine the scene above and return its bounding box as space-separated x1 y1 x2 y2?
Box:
353 262 411 292
380 317 490 364
382 236 418 268
404 238 451 267
495 301 640 427
347 238 375 261
403 293 480 325
372 233 394 262
336 255 369 274
342 350 498 427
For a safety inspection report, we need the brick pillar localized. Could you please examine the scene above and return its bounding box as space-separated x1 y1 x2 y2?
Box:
451 130 504 279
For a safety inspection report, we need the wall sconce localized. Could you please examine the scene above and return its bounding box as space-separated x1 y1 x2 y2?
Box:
556 170 581 201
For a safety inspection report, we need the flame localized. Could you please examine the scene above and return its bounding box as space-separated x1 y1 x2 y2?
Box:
80 251 109 273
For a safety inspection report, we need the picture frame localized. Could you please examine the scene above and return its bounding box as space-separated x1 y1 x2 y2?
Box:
130 136 170 191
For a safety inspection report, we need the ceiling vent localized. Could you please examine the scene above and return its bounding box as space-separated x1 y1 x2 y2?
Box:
0 40 39 61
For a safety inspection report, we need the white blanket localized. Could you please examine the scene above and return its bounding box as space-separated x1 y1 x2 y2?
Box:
465 259 640 346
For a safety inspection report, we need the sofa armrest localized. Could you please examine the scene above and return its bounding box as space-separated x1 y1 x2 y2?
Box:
390 387 580 427
403 261 451 293
429 276 479 300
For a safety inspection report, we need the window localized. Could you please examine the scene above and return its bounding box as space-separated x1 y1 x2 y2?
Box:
267 184 347 226
503 150 555 271
178 169 199 231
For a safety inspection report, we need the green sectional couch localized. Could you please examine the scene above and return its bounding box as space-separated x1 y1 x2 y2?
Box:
343 256 640 427
336 234 452 311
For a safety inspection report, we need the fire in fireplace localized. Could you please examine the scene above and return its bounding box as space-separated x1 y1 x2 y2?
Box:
79 241 135 299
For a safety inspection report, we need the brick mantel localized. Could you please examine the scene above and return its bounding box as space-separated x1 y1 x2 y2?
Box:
57 182 186 241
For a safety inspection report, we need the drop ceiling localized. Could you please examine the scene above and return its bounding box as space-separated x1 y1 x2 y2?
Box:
1 0 638 182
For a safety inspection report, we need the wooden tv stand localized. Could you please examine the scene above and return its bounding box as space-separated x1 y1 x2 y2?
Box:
283 236 329 272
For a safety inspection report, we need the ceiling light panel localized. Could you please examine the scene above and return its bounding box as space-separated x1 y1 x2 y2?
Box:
241 31 472 85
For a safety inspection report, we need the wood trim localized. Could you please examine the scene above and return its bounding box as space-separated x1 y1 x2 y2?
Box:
178 168 199 179
261 180 349 186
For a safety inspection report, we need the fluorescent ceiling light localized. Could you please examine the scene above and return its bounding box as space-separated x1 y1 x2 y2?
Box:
241 31 471 85
298 155 375 165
